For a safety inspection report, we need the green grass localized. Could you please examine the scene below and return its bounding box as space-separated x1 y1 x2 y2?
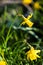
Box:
0 1 43 65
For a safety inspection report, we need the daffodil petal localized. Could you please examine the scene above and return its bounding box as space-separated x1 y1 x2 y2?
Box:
35 50 41 53
27 14 33 19
36 55 40 58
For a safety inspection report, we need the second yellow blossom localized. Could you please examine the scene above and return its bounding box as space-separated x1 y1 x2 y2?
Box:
34 2 41 9
22 0 32 4
26 47 40 61
21 14 34 27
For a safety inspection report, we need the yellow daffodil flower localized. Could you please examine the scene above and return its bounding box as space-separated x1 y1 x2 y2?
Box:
22 0 32 4
34 2 41 9
26 47 40 61
0 61 6 65
21 14 34 27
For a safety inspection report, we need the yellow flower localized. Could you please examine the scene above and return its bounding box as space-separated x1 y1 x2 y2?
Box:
0 61 6 65
21 14 34 27
22 0 32 4
26 47 40 61
34 2 41 9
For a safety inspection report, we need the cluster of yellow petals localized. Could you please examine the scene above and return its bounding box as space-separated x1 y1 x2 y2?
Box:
34 2 41 9
0 61 6 65
21 14 33 27
22 0 32 4
26 47 40 61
